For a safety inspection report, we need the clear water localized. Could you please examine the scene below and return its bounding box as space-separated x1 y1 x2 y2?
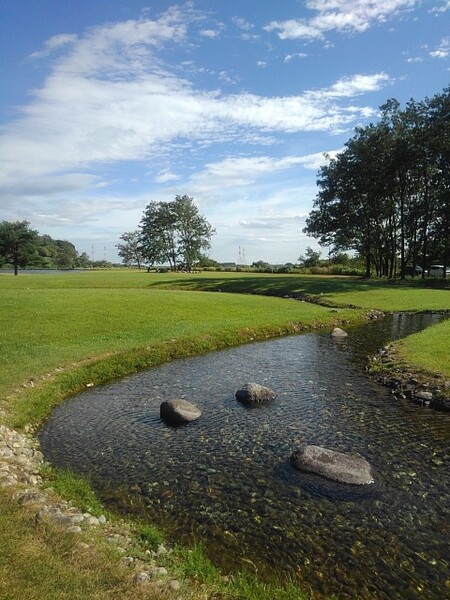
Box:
38 314 450 600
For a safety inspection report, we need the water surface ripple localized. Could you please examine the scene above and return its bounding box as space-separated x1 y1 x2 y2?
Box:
39 314 450 599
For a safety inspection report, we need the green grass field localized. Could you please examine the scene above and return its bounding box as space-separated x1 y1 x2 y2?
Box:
0 269 448 600
1 272 367 427
1 270 449 426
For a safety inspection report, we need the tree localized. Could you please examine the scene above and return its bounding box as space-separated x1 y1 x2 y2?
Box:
140 201 177 269
140 195 214 271
54 240 78 269
298 246 321 267
116 230 145 269
0 220 40 275
304 87 450 278
196 255 220 269
251 260 271 272
172 195 215 271
75 252 92 268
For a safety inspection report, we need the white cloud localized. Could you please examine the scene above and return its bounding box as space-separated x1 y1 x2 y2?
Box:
181 152 339 201
264 0 418 40
317 72 390 97
232 17 254 31
0 34 388 184
200 29 220 38
28 33 78 59
429 38 449 58
430 1 450 13
285 53 308 62
155 169 180 183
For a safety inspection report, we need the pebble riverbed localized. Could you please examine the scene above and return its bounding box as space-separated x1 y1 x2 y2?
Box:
38 314 450 600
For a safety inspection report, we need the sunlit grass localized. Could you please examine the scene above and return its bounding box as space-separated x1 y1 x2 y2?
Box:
396 318 450 377
0 490 160 600
0 269 448 600
0 274 364 427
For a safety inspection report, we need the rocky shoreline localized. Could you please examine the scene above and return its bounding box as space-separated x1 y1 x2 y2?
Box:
368 344 450 411
0 424 185 597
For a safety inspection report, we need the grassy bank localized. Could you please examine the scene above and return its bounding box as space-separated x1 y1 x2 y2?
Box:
395 318 450 377
1 270 448 600
1 272 365 428
141 270 450 312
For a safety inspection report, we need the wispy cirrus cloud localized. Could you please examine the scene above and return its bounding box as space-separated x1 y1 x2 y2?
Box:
430 1 450 13
264 0 418 40
28 33 78 59
429 37 450 58
0 2 388 187
181 152 339 201
0 4 391 263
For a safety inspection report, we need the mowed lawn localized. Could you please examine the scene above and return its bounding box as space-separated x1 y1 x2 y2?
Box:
0 269 448 600
0 271 363 423
1 270 448 426
141 270 450 312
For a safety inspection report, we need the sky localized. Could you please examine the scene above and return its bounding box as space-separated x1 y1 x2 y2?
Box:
1 1 449 265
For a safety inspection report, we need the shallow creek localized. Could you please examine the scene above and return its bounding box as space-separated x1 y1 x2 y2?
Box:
39 314 450 599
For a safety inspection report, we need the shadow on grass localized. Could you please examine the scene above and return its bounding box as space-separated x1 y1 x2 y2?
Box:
145 274 435 298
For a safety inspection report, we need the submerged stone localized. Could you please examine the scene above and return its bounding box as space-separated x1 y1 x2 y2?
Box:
290 445 374 485
160 399 202 426
235 383 277 405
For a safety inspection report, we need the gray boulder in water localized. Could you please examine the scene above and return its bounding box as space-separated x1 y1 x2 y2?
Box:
331 327 348 338
290 445 374 485
235 383 277 405
160 399 202 426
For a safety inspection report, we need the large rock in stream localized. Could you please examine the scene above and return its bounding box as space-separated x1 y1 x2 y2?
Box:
290 445 374 485
235 383 277 405
331 327 348 338
160 399 202 426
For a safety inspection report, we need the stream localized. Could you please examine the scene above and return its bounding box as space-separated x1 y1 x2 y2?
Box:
38 313 450 599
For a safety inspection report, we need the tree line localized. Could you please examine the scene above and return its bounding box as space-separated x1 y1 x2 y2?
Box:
304 86 449 278
0 220 94 275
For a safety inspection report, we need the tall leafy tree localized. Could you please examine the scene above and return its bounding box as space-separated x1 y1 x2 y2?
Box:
116 230 145 269
140 201 178 269
54 240 79 269
0 220 40 275
75 252 92 268
172 195 215 271
140 195 214 271
426 86 450 278
304 87 450 278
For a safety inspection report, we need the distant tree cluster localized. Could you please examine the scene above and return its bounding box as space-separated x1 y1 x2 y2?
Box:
118 195 215 271
304 87 450 278
0 220 92 275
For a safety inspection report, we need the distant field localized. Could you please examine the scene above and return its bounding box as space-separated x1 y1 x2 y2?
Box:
143 270 450 312
4 269 448 310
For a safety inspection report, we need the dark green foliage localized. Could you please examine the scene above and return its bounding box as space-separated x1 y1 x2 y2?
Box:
304 86 450 279
139 194 215 271
0 220 40 275
0 221 91 272
115 230 144 268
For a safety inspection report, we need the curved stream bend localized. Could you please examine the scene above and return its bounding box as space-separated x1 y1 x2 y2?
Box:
39 313 450 600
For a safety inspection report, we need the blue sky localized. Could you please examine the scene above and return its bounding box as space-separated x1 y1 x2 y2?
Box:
1 1 449 264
